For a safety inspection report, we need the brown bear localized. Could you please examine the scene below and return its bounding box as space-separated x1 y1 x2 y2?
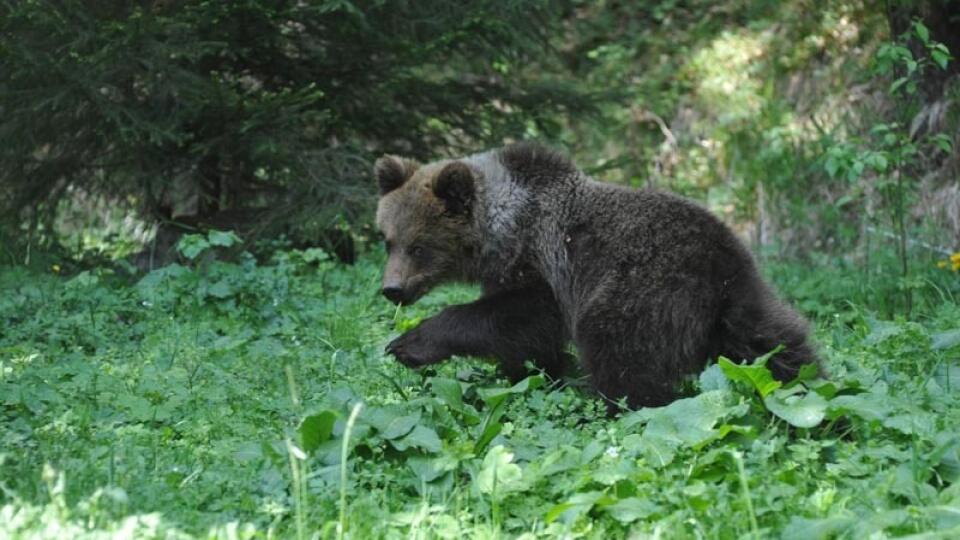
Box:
374 142 819 410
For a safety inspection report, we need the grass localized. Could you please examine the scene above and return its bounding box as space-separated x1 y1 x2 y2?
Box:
1 240 960 538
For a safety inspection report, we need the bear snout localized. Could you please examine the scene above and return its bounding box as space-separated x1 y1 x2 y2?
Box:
381 285 407 305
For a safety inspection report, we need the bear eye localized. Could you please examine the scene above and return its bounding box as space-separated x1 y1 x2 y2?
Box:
408 245 424 257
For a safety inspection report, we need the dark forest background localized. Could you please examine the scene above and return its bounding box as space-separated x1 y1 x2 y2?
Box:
2 0 959 314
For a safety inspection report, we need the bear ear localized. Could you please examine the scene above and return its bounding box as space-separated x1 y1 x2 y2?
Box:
374 155 420 195
432 162 475 215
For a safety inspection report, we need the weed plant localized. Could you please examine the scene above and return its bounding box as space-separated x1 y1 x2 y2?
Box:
1 238 960 538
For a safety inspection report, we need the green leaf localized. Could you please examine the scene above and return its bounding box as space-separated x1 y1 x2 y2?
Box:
782 516 855 540
545 491 608 524
604 497 660 523
391 425 442 453
718 354 782 397
299 411 337 453
824 156 840 178
176 234 209 260
467 375 532 452
763 388 827 428
207 229 241 247
864 318 904 346
932 49 950 70
828 389 893 422
913 21 930 44
933 362 960 394
848 160 865 181
477 445 525 495
206 279 234 298
789 363 822 386
379 413 420 440
474 400 508 455
889 76 909 95
364 407 421 440
619 390 745 467
864 152 888 172
698 363 730 392
396 316 423 332
932 134 953 153
477 375 544 408
933 329 960 350
234 441 263 462
430 377 463 410
408 455 458 484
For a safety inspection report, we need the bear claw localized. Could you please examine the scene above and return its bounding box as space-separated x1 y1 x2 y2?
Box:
386 327 450 368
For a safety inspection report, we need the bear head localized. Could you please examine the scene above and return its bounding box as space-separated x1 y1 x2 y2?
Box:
374 155 479 305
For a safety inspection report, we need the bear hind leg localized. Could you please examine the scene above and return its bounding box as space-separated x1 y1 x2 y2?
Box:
575 295 717 414
717 274 821 381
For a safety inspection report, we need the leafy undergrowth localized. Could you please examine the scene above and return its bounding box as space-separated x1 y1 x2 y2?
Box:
2 244 960 539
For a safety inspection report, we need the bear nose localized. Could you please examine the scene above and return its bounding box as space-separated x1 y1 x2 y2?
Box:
382 286 406 305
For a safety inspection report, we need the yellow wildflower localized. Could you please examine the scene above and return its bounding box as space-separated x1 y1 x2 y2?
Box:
937 260 948 269
51 264 61 273
949 252 960 272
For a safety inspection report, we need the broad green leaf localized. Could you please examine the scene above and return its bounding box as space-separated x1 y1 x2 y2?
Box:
930 47 951 69
864 318 904 345
933 362 960 394
380 413 420 440
864 152 888 172
926 507 960 530
932 330 960 351
698 363 730 392
605 497 660 523
718 356 781 397
883 412 935 436
177 234 209 260
477 445 524 495
431 377 480 424
66 271 99 288
783 362 822 389
299 411 337 452
364 407 420 440
620 390 744 468
477 375 544 408
824 156 840 178
580 439 605 464
206 279 234 299
763 388 827 428
913 21 929 43
932 134 954 153
391 425 442 453
430 377 463 410
234 441 262 462
829 389 893 422
545 491 608 524
932 49 950 70
207 229 241 247
782 516 855 540
408 455 458 484
249 337 287 357
136 263 189 296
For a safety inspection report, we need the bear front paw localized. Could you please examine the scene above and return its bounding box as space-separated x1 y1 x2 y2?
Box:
385 327 451 368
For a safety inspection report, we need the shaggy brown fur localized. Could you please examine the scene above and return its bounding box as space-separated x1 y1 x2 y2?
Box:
375 142 819 411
